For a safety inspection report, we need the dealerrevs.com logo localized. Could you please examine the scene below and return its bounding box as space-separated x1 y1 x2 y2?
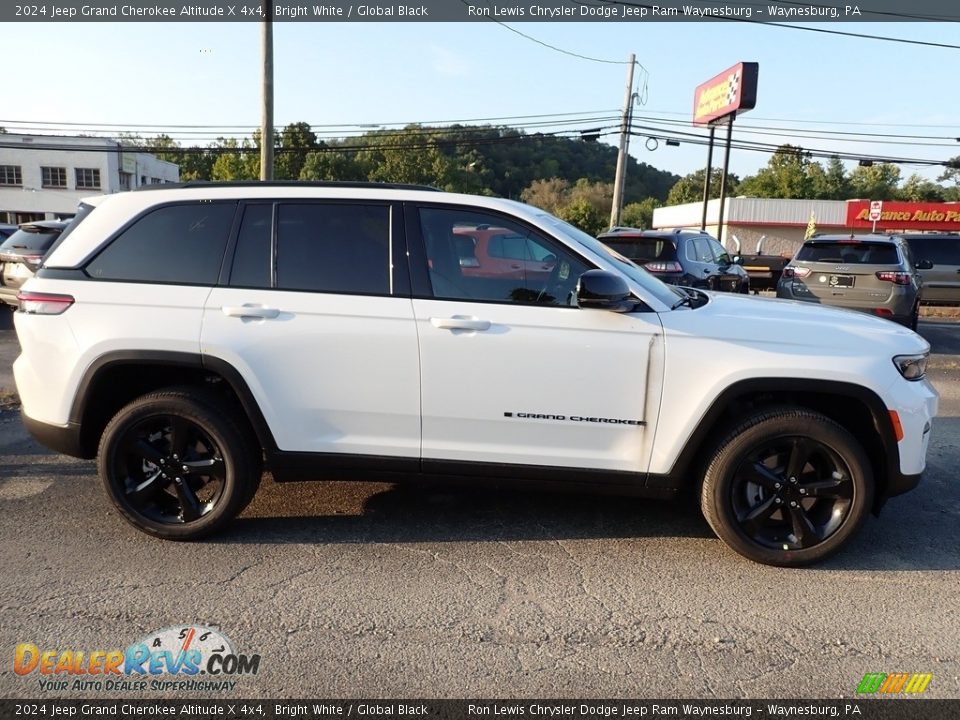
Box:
14 625 260 693
856 672 932 695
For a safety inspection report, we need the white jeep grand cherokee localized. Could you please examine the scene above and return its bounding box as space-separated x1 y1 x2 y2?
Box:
12 183 938 566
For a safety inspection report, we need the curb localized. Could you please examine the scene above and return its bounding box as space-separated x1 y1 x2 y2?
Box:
920 306 960 318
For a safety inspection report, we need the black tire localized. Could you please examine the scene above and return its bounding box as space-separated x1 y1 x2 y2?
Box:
97 387 262 540
700 407 873 567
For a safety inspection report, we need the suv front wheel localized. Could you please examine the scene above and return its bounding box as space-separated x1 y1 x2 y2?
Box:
701 407 873 566
97 388 262 540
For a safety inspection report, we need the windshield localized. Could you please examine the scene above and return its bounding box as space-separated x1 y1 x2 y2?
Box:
541 216 683 308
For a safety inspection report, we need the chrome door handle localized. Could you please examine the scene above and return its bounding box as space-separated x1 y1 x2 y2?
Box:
222 305 280 319
430 316 491 331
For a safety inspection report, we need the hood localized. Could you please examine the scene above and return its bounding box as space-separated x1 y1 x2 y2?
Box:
659 291 929 357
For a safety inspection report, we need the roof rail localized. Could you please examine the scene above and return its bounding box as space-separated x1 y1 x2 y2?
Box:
132 180 441 192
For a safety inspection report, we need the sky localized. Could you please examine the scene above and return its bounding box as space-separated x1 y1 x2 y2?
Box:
5 19 960 186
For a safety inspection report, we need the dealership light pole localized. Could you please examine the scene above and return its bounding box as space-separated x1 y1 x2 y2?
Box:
610 54 636 229
260 1 274 181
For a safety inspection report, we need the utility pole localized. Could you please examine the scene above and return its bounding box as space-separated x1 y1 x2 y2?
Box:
260 1 274 181
609 53 635 229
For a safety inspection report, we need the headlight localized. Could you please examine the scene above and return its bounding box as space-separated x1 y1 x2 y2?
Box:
893 353 928 381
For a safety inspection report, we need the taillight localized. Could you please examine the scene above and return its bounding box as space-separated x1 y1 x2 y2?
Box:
645 261 683 273
874 308 894 317
16 291 74 315
876 271 912 285
782 266 811 279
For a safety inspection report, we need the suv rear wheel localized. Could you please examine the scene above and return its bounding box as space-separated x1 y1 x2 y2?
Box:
701 407 873 566
97 388 262 540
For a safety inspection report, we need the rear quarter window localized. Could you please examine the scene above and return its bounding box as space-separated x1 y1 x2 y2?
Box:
795 242 899 265
86 203 236 285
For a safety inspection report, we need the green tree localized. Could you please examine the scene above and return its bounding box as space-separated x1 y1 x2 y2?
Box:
148 135 215 181
847 163 901 200
937 155 960 192
620 198 661 229
274 122 318 181
210 138 258 181
358 127 455 188
299 148 364 181
809 157 849 200
557 198 606 236
666 168 739 206
898 173 945 202
738 145 814 199
520 178 571 214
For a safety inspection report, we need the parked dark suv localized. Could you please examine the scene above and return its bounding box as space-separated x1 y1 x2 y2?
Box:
899 233 960 306
0 220 69 309
597 228 750 293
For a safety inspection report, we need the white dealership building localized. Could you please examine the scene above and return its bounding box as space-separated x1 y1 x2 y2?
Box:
0 133 179 224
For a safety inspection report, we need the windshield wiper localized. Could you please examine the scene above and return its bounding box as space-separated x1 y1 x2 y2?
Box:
671 293 693 310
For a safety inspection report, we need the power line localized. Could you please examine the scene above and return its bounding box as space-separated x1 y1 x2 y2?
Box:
0 109 622 131
629 114 960 147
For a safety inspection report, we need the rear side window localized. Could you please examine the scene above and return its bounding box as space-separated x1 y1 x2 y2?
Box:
275 203 390 295
602 237 677 263
795 242 899 265
87 203 236 284
906 236 960 266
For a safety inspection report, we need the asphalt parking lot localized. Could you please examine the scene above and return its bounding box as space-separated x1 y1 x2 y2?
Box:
0 311 958 699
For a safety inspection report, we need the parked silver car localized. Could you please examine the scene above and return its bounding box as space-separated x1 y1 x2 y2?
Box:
776 233 931 329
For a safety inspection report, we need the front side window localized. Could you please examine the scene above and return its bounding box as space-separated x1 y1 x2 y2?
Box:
706 238 731 263
75 168 101 189
41 167 67 188
86 203 235 284
0 165 22 186
419 207 589 306
275 203 390 295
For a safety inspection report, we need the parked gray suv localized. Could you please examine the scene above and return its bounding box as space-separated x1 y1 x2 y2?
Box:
777 234 930 329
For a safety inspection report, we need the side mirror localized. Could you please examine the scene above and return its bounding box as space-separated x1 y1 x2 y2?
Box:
732 255 743 265
915 259 934 270
576 270 635 313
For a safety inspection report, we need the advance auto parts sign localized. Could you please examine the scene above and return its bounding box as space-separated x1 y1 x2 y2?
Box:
693 62 759 126
846 200 960 231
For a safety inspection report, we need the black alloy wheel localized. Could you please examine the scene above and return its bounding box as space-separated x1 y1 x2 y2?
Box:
729 436 853 551
112 414 226 525
701 407 873 566
98 388 260 540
